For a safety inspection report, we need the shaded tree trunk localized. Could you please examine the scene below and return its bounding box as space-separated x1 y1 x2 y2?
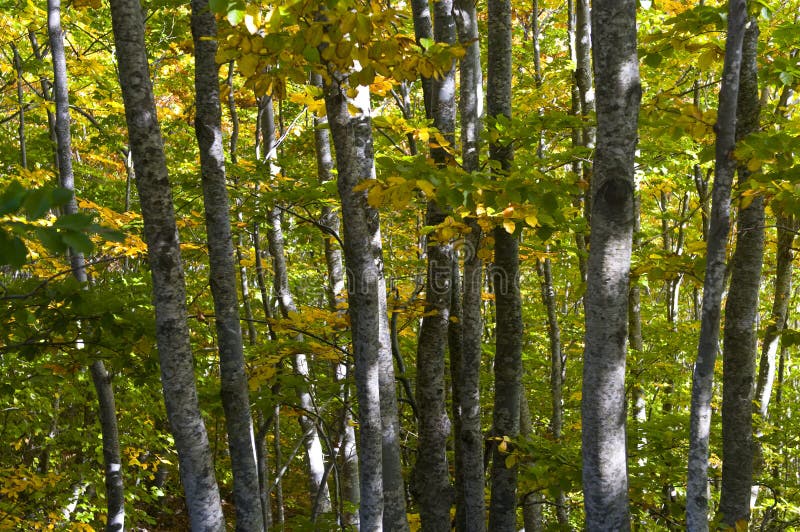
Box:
266 206 332 514
48 2 124 529
190 3 264 530
487 0 522 529
580 0 640 527
453 0 485 528
719 18 763 527
310 70 360 528
686 0 747 528
413 0 457 528
108 0 224 527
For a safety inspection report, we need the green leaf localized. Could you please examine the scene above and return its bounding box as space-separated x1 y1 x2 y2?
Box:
0 228 28 267
61 231 94 254
208 0 227 13
227 8 245 26
0 181 27 215
54 213 93 231
22 188 52 220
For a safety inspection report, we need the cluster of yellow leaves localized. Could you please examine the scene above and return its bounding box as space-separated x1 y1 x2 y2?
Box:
123 447 165 479
0 466 61 501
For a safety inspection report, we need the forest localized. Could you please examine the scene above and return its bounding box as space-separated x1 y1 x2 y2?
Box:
0 0 799 529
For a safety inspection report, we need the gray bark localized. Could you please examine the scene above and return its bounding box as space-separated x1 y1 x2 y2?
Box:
686 0 747 528
324 75 409 532
48 2 125 529
414 1 456 528
266 206 332 514
310 70 360 528
190 4 264 530
487 1 521 528
719 18 763 527
520 389 544 532
755 214 795 417
108 0 224 528
453 2 485 529
11 44 27 169
410 0 434 117
581 0 640 527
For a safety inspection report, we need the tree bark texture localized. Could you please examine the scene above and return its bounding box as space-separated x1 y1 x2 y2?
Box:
581 0 640 528
454 1 485 529
49 2 125 529
719 18 763 527
755 214 795 418
686 0 747 528
310 71 360 528
266 206 332 514
414 1 456 528
108 0 224 528
487 1 522 528
324 75 409 532
190 3 264 530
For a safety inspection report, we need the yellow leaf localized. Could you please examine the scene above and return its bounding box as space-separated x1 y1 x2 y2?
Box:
747 158 762 172
238 54 260 78
503 219 515 234
505 454 517 468
497 440 507 453
739 193 755 210
524 214 538 227
367 185 384 208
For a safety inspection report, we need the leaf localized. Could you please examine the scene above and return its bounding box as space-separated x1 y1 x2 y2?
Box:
503 219 515 234
61 231 94 254
0 181 26 215
208 0 227 13
0 228 28 267
505 454 517 468
238 54 260 78
227 8 245 26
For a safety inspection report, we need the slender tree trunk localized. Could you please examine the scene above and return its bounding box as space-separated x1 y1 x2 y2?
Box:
538 257 569 525
686 0 747 528
414 1 457 528
719 18 763 527
755 214 795 417
487 1 522 530
580 0 640 527
520 388 544 532
575 0 595 225
310 70 360 528
324 73 409 532
453 1 485 528
266 206 332 514
108 0 224 527
48 3 125 529
190 4 264 530
11 44 27 169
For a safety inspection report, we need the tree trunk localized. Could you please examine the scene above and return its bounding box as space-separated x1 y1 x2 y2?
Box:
310 70 360 528
324 73 409 532
453 1 485 528
580 0 640 527
48 2 125 529
414 1 457 527
266 206 332 514
719 18 763 527
190 4 264 530
486 1 522 529
108 0 224 527
520 387 544 532
686 0 747 528
755 214 795 417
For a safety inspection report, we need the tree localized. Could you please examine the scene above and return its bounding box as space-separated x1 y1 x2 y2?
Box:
487 0 523 529
48 0 124 528
190 2 264 529
686 0 748 528
108 0 224 528
580 0 640 528
719 16 763 527
323 71 409 531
